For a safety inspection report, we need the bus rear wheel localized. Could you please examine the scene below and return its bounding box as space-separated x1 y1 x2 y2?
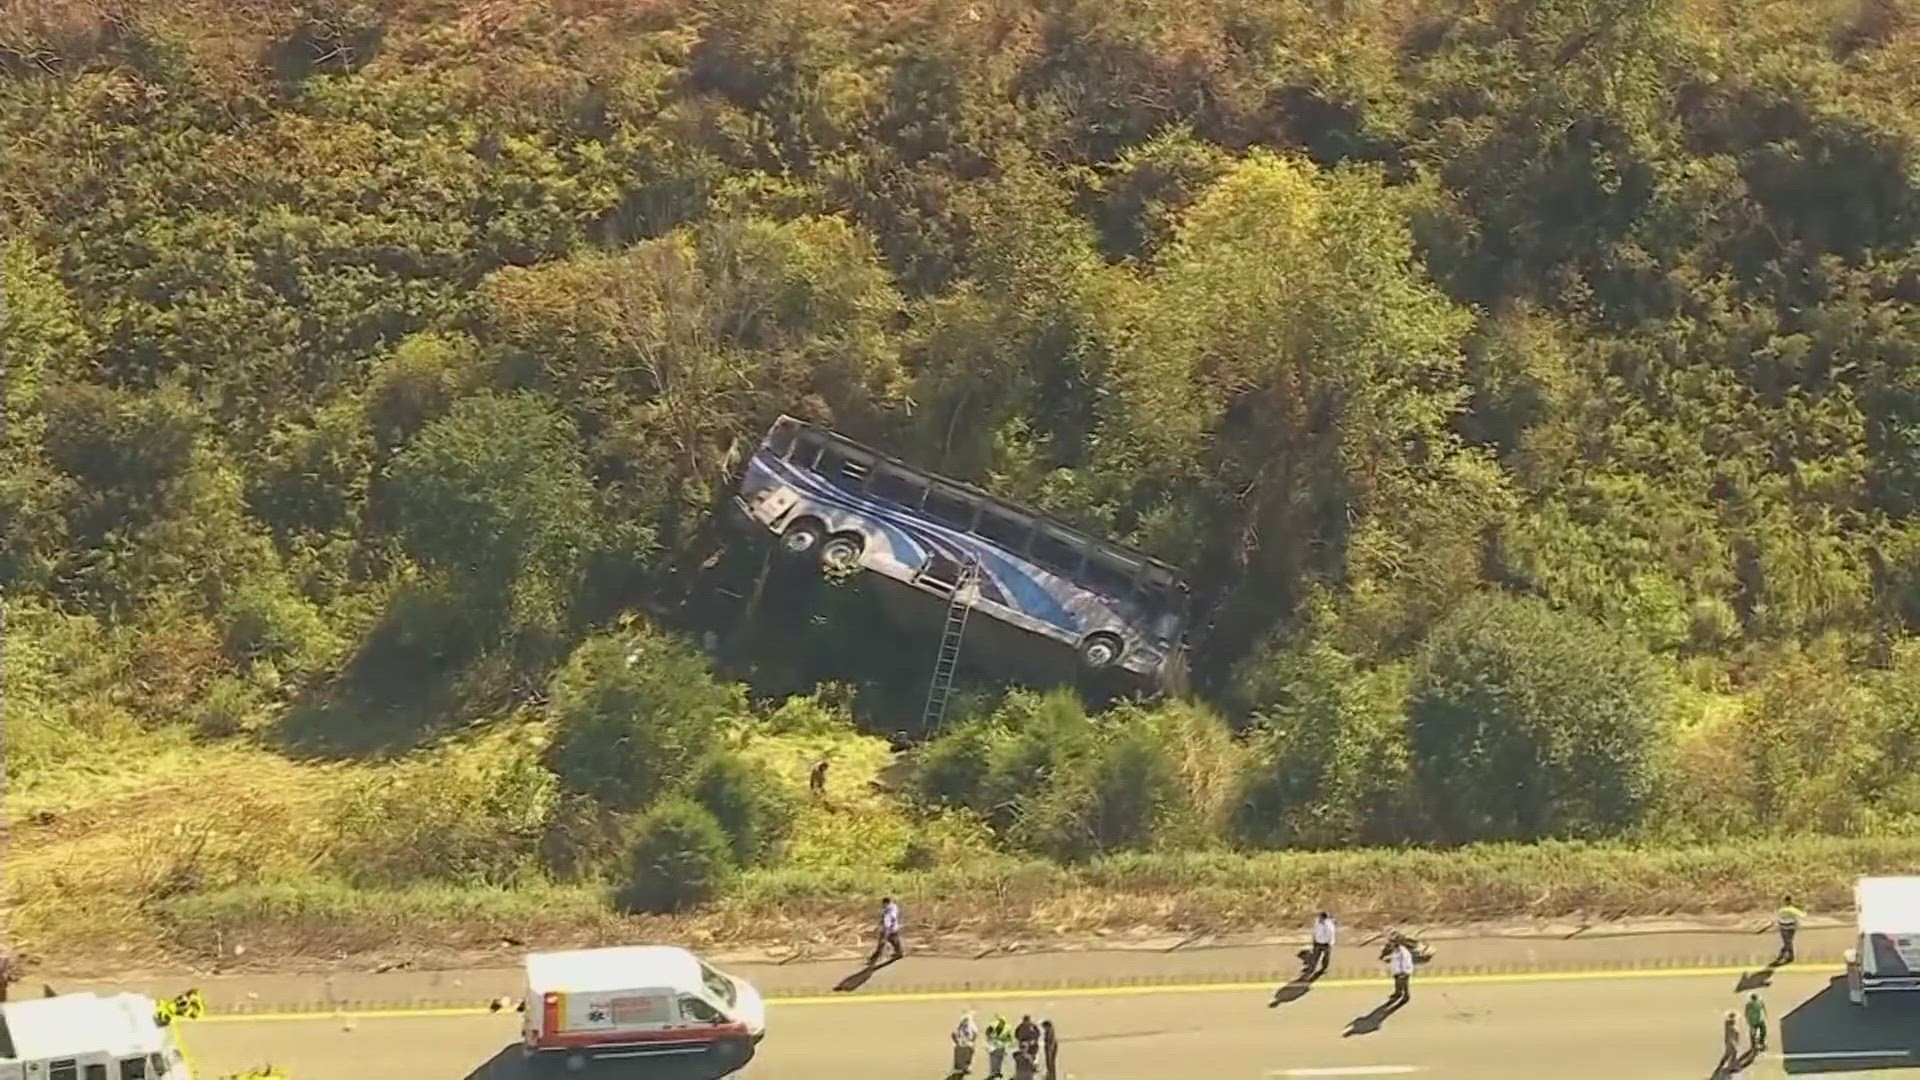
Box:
821 533 864 571
780 519 826 559
1078 633 1123 671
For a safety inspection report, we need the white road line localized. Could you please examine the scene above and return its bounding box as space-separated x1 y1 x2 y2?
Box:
1267 1060 1420 1068
1779 1049 1912 1060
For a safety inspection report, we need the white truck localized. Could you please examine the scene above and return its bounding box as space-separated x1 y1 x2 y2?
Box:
0 992 193 1080
1845 875 1920 1006
520 946 766 1076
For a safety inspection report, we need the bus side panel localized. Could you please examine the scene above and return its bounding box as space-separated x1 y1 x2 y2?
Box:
742 443 1178 679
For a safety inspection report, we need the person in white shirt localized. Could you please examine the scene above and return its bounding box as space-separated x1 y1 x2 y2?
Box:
951 1011 980 1075
1386 939 1415 1006
869 897 905 965
1308 912 1336 978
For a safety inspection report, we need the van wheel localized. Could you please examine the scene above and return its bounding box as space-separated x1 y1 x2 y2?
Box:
1078 633 1123 671
780 518 826 559
821 533 864 571
563 1052 587 1073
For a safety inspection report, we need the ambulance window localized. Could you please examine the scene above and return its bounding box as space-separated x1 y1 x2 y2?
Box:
50 1062 79 1080
121 1059 149 1080
678 994 723 1024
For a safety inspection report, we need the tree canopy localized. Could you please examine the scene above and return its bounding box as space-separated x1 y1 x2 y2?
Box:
6 0 1920 857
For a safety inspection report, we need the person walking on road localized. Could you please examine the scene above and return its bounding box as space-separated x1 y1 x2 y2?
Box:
870 897 905 966
951 1011 980 1076
1744 992 1768 1054
1308 912 1336 977
1718 1010 1741 1075
1041 1019 1059 1080
985 1014 1014 1079
1386 938 1415 1007
1775 896 1805 965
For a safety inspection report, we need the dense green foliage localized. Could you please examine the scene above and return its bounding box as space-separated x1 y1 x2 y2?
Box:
618 796 737 913
6 0 1920 915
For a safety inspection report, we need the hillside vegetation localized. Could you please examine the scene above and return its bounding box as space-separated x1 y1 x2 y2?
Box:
5 0 1920 968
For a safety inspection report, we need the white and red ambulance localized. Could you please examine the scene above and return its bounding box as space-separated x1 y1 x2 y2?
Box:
520 946 765 1076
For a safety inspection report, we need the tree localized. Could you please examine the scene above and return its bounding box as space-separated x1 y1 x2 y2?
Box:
386 391 599 596
1233 604 1415 848
544 627 741 811
1408 592 1663 842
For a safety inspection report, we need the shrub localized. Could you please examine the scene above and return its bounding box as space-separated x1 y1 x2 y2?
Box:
1409 592 1664 843
911 717 999 809
221 578 336 677
617 797 735 914
195 675 263 738
690 752 797 866
544 626 741 810
978 690 1096 832
1086 723 1178 852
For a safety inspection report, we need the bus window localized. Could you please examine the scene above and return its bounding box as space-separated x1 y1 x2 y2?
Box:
1029 529 1084 577
764 418 799 458
976 507 1033 553
120 1059 149 1080
923 485 979 531
1081 554 1140 601
791 429 828 470
869 465 925 508
816 444 872 491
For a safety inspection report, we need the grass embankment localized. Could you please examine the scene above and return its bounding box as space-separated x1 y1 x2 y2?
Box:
10 733 1914 975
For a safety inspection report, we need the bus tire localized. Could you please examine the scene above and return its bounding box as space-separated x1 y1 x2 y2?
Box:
821 533 864 571
779 518 826 559
1078 632 1123 671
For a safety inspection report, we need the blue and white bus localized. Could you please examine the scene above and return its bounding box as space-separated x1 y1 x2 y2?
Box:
731 415 1190 686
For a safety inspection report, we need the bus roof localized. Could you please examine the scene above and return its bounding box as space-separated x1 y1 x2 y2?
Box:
778 416 1189 585
1 993 165 1062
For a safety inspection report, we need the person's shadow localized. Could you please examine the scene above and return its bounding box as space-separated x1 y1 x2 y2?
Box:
1271 954 1326 1007
1734 968 1773 992
833 956 900 993
1343 998 1406 1037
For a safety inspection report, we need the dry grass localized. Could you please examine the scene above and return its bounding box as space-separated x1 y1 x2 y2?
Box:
15 737 1920 975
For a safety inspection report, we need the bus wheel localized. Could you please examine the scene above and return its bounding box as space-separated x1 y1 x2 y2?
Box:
780 519 826 558
821 533 864 571
1078 633 1123 671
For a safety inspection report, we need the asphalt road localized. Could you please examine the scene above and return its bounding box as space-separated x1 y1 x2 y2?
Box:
180 967 1920 1079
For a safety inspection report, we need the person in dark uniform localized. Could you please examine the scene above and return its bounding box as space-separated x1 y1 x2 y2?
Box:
1013 1015 1041 1080
1041 1018 1059 1080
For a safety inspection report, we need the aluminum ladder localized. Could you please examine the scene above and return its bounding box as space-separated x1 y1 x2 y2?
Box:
919 557 980 734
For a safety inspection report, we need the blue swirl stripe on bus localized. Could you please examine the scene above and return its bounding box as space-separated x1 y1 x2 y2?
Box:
767 460 1078 634
754 454 1084 636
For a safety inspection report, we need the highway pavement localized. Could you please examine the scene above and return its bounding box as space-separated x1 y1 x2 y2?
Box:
178 965 1920 1079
